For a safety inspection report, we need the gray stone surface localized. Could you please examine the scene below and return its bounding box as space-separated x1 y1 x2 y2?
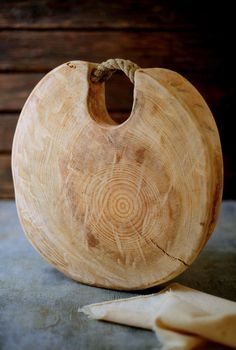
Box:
0 200 236 350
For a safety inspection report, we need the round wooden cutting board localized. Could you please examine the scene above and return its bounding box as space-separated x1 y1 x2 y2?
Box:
12 60 223 290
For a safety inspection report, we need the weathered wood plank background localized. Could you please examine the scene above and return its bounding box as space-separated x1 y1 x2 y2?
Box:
0 0 235 198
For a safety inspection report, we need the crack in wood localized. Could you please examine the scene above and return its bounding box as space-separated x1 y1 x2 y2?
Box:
149 238 189 267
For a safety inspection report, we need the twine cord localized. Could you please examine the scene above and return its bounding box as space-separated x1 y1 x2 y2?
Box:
91 58 140 84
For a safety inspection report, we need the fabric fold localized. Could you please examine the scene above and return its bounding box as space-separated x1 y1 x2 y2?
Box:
79 283 236 349
153 293 236 349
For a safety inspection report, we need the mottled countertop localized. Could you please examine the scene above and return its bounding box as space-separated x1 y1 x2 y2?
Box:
0 200 236 350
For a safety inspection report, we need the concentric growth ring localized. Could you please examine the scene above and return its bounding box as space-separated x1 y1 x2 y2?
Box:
82 163 161 251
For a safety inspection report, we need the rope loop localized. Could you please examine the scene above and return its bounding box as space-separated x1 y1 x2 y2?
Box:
91 58 140 84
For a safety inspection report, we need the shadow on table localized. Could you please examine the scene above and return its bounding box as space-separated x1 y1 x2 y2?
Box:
140 249 236 301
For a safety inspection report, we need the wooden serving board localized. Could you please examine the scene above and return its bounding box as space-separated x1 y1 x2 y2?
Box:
12 61 223 290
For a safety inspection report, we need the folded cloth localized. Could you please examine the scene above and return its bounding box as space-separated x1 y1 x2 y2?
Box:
79 283 236 349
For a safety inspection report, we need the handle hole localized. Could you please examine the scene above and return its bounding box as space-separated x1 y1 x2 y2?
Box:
105 71 134 125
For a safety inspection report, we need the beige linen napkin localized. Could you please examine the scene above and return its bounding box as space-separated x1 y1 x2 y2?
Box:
79 283 236 349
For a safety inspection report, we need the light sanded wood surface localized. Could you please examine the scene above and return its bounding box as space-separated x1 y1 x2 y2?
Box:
12 61 223 290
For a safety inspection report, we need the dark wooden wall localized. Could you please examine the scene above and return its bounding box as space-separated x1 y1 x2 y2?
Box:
0 0 235 198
